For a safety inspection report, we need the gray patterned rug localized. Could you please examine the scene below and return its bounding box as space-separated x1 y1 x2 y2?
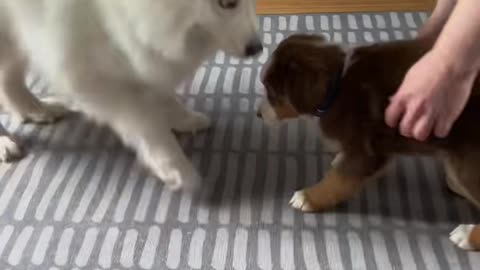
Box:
0 12 479 270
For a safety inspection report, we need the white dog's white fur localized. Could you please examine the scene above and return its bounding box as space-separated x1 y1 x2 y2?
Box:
0 0 260 189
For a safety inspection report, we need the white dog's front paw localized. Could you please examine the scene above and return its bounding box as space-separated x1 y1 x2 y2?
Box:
172 111 211 134
15 97 69 124
151 158 200 190
450 224 475 250
0 136 23 162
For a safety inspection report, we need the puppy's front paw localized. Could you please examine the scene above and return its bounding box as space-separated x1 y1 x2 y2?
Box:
0 136 23 162
331 152 344 167
450 224 475 250
152 159 200 190
289 190 316 212
289 185 342 212
173 111 211 134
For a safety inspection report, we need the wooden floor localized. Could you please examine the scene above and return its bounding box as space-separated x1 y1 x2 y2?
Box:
257 0 435 14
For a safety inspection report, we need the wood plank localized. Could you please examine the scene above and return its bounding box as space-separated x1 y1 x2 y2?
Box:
257 0 435 14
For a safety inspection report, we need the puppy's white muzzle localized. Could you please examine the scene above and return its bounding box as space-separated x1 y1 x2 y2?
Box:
256 100 278 124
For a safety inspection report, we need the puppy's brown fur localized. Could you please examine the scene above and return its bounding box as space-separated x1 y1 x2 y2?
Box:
258 34 480 250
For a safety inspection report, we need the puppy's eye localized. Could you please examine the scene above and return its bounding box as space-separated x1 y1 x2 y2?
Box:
219 0 238 9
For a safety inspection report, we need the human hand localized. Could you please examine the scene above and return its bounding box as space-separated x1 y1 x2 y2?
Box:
385 50 476 141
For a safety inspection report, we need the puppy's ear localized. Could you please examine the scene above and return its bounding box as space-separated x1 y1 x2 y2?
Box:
287 61 305 72
280 58 329 114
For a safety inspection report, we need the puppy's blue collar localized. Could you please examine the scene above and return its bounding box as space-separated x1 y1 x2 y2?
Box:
314 62 345 116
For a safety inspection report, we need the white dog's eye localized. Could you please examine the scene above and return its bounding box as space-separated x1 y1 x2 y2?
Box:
219 0 238 9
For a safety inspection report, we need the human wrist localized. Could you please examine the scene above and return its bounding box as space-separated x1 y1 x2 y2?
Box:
429 0 480 77
431 45 480 82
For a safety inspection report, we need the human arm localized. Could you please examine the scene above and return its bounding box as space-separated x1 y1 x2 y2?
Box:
385 0 480 140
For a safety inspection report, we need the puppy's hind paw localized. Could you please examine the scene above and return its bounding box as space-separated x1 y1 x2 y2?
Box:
450 224 478 251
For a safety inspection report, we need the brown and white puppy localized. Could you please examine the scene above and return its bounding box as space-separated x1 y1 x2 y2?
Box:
257 34 480 251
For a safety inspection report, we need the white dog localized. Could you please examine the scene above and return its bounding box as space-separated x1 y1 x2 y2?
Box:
0 0 262 189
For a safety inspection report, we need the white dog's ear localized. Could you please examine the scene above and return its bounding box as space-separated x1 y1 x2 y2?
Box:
218 0 238 9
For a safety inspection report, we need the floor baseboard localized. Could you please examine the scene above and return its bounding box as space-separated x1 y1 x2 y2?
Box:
257 0 434 14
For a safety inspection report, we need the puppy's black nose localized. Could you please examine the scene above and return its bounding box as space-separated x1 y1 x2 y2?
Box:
256 111 262 118
245 38 263 57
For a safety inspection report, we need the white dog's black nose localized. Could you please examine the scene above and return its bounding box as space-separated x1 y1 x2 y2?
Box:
245 38 263 57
